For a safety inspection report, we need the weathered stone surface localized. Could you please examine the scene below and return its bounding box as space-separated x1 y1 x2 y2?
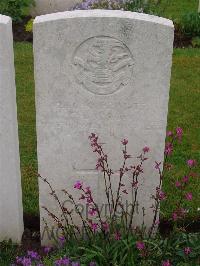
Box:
0 15 24 243
31 0 82 16
34 10 174 245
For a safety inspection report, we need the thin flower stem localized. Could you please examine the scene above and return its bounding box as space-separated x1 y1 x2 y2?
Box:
62 189 93 240
113 144 127 220
39 174 70 229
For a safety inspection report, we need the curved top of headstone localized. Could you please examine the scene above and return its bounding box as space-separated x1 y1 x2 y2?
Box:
0 14 11 24
34 9 173 28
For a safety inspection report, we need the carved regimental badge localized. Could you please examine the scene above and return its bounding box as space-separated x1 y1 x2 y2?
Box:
72 36 134 95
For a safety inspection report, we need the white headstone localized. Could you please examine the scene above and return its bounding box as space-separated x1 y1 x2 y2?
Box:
0 15 24 243
34 10 174 245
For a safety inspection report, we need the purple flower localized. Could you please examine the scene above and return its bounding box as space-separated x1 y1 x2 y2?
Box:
44 246 52 254
16 257 32 266
136 241 145 250
27 250 40 260
58 235 66 245
54 256 70 265
71 262 80 266
73 0 99 10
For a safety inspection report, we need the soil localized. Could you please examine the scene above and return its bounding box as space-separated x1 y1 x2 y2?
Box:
174 27 192 48
22 214 41 252
159 217 200 237
13 16 33 43
13 17 193 48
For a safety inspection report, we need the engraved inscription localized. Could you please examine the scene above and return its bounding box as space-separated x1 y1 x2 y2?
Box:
72 36 134 95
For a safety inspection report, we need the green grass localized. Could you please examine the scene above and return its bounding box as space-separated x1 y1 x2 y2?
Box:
122 0 198 20
14 43 200 218
162 48 200 218
14 42 38 214
160 0 199 20
0 241 19 266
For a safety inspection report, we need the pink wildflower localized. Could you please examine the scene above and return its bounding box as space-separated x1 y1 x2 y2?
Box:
175 181 181 188
165 142 173 156
182 175 189 183
184 247 192 255
88 208 97 216
86 196 93 204
172 208 187 221
136 241 145 250
90 222 98 232
172 212 178 221
167 131 173 137
121 139 128 145
156 188 167 201
102 222 109 233
187 159 197 168
74 181 83 190
176 127 183 141
143 146 150 153
162 260 171 266
114 231 121 240
185 192 193 201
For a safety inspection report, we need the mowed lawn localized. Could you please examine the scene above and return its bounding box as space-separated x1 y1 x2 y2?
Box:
14 43 200 219
160 0 198 19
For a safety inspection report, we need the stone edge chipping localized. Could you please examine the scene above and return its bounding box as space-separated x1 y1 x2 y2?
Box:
33 9 174 28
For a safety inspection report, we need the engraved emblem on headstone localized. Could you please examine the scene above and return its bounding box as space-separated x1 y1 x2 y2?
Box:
72 36 134 95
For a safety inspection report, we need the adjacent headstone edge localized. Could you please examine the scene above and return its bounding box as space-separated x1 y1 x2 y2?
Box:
0 14 11 24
